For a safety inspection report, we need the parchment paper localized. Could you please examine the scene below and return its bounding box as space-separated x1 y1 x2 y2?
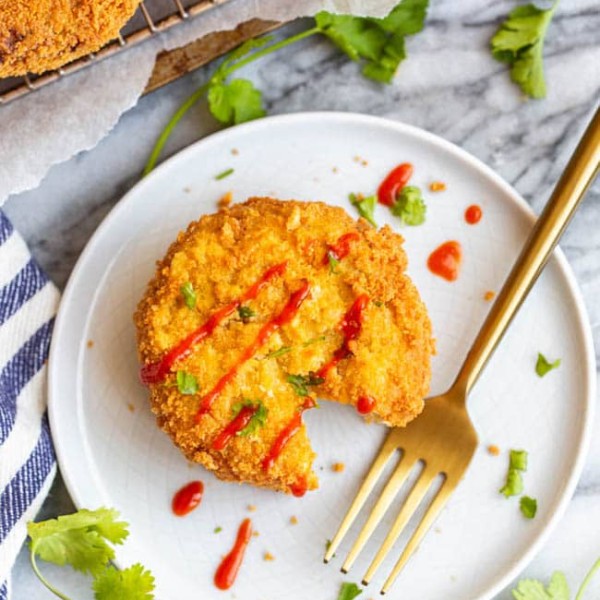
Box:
0 0 397 206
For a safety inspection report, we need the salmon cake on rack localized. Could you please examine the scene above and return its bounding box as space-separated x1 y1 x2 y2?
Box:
134 198 434 496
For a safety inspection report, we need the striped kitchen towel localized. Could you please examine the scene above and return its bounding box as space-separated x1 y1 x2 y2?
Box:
0 210 59 599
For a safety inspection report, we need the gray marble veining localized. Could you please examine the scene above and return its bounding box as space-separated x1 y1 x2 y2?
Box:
4 2 600 597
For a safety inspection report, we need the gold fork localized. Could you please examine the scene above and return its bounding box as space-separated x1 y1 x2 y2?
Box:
324 106 600 594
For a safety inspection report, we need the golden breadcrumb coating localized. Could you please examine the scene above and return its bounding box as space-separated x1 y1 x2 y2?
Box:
0 0 140 77
134 198 434 495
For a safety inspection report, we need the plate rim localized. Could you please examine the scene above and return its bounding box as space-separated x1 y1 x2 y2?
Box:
48 111 596 599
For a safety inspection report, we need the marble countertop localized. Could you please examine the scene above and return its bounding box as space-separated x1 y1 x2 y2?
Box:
5 2 600 597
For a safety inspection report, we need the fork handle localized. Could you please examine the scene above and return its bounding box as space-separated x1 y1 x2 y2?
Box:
454 106 600 397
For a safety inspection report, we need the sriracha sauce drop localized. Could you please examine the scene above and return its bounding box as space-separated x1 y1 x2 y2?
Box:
427 241 462 282
172 481 204 517
214 519 253 591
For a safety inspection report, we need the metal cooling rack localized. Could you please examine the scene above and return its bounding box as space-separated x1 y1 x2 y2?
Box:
0 0 230 105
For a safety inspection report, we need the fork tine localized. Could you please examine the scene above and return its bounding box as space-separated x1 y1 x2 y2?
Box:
362 465 436 585
341 455 415 573
380 476 456 594
324 431 399 563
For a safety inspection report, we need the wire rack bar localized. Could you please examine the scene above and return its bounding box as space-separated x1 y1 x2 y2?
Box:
0 0 226 105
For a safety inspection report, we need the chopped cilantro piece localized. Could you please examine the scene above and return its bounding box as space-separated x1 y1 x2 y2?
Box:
265 346 292 359
287 373 325 397
349 193 377 227
491 2 559 99
509 449 528 472
231 400 269 436
536 353 561 377
520 496 538 519
93 564 155 600
303 335 327 347
500 469 524 498
215 168 234 180
327 251 340 274
337 581 363 600
391 185 426 225
180 282 196 309
176 371 199 395
214 527 222 534
237 305 256 322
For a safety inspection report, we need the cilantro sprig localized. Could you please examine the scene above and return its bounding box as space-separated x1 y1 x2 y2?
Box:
287 372 325 397
500 449 528 498
512 557 600 600
536 352 561 377
144 1 429 175
180 282 196 309
176 370 198 395
237 305 256 322
391 185 426 225
27 508 155 600
491 1 559 99
337 582 363 600
231 400 269 436
349 193 378 228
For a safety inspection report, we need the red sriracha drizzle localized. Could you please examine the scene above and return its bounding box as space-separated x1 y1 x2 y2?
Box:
196 281 311 420
377 163 413 206
356 395 376 415
262 397 316 472
214 518 253 591
317 294 370 378
172 480 204 517
211 404 257 451
323 232 360 265
140 262 287 385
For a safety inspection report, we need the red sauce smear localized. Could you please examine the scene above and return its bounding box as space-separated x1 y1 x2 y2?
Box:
317 294 370 378
172 480 204 516
377 163 413 206
465 204 482 225
262 397 316 472
196 281 311 420
212 404 257 451
290 475 308 498
356 395 376 415
214 518 253 591
323 232 360 265
427 241 462 282
140 262 287 384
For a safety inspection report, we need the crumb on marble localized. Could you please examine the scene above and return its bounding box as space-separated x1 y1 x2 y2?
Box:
332 462 345 473
183 186 191 194
247 504 257 512
87 340 94 348
429 181 447 192
263 551 275 561
231 148 239 156
127 403 135 413
290 516 298 525
484 290 496 302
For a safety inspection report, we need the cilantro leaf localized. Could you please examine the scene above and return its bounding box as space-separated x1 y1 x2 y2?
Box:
337 582 363 600
536 353 561 377
237 305 256 322
491 2 558 99
176 371 198 395
28 508 128 576
391 185 426 225
231 400 269 436
214 526 223 533
327 251 340 274
208 78 265 126
316 0 428 84
509 449 528 472
180 282 196 309
512 571 569 600
265 346 292 359
287 373 325 397
93 564 155 600
349 193 378 227
520 496 538 519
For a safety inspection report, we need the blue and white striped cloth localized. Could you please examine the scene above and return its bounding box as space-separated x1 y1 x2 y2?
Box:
0 210 59 599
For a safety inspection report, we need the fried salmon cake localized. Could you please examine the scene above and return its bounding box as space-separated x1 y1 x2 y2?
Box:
0 0 141 77
134 198 434 495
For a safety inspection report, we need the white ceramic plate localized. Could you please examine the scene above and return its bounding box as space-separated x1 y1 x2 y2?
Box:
48 113 595 600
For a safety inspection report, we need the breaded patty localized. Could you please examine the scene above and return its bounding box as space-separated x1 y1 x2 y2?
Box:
0 0 140 77
134 198 434 495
